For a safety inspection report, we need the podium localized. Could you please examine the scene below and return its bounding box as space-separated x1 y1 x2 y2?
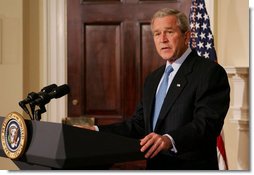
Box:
0 116 144 169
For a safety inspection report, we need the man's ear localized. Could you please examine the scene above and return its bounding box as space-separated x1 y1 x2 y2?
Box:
184 31 191 45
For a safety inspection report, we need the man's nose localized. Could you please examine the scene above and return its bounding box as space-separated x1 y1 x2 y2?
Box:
159 33 168 42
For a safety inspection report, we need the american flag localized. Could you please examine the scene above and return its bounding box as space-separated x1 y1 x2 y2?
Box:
189 0 228 170
189 0 217 62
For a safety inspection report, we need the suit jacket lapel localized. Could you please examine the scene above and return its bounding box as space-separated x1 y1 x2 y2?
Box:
154 52 196 131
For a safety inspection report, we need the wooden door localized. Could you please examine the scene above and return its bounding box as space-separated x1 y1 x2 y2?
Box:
67 0 191 124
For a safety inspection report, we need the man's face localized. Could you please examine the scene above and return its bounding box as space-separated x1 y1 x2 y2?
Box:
152 15 190 63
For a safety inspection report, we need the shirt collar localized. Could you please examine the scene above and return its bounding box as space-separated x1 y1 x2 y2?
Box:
166 47 192 71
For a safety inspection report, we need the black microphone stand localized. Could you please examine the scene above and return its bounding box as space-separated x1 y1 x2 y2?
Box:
34 105 46 121
31 92 50 121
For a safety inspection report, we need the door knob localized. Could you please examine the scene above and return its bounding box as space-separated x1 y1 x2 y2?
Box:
72 99 79 106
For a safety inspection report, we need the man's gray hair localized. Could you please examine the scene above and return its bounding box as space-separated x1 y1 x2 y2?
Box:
151 8 190 34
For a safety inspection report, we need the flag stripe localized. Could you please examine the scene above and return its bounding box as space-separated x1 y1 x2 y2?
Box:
217 134 228 169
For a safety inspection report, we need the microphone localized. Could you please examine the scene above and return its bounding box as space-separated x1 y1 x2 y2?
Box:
19 84 58 118
31 84 70 106
41 84 58 93
19 84 58 107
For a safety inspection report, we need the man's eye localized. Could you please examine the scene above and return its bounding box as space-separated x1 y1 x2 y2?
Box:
153 33 159 36
166 30 173 34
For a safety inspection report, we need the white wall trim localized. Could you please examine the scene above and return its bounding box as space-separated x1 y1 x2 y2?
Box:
225 66 249 170
42 0 67 123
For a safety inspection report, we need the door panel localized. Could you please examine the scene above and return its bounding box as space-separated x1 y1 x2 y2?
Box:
85 25 121 114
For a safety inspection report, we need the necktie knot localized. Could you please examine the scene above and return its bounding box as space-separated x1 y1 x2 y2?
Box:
165 65 174 76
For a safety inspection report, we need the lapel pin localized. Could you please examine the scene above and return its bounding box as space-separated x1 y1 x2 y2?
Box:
177 84 181 87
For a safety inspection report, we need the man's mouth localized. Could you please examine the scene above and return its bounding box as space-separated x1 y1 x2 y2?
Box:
161 47 171 50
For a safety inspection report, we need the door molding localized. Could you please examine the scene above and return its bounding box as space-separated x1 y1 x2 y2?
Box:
41 0 67 123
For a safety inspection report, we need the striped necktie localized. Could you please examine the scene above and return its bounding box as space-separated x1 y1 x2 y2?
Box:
152 65 174 130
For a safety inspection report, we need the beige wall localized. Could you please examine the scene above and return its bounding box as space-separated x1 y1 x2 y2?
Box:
0 0 250 170
214 0 249 67
0 0 41 119
23 0 41 105
0 0 23 169
0 0 23 117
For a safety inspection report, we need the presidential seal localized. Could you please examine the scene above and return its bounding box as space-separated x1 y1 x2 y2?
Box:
1 112 27 159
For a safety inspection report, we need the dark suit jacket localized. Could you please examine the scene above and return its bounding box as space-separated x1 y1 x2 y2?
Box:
100 51 230 170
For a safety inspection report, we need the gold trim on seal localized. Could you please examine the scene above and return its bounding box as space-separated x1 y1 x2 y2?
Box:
1 112 27 160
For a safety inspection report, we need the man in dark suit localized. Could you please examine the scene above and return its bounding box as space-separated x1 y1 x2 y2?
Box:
79 8 230 170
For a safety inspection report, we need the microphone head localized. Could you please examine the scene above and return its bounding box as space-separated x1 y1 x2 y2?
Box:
51 84 70 99
41 84 58 93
